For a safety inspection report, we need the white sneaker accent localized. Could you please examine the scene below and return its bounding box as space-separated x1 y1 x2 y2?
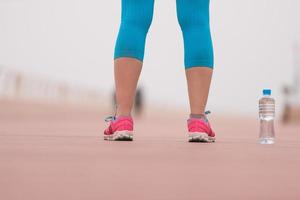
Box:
188 132 215 143
104 131 133 141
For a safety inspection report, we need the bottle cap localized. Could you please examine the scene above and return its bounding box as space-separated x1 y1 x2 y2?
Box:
263 89 272 96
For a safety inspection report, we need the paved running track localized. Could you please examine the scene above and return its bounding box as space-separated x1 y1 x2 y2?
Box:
1 99 300 200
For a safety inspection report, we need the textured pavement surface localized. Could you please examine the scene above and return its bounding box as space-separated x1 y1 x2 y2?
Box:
1 99 300 200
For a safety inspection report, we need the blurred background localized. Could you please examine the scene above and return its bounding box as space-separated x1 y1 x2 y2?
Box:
0 0 300 120
1 1 300 199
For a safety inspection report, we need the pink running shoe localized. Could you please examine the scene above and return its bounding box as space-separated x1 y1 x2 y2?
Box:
188 111 216 143
104 116 134 141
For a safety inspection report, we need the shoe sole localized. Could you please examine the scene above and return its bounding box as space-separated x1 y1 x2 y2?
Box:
188 132 215 143
104 131 133 141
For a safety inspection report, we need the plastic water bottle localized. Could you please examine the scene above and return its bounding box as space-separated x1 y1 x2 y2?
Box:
259 89 275 144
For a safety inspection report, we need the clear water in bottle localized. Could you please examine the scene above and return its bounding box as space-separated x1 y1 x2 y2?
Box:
259 89 275 144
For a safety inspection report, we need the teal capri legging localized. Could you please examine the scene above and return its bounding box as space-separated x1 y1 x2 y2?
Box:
114 0 214 69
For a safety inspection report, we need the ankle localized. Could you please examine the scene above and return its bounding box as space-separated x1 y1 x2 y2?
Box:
190 113 206 119
115 108 132 118
116 115 132 119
